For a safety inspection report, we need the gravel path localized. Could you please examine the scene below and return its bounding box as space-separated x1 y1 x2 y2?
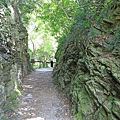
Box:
8 69 71 120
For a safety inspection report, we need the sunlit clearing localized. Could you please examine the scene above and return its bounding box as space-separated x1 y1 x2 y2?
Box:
26 117 44 120
27 20 58 63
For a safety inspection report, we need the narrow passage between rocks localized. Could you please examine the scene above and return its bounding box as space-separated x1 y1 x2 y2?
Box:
9 68 71 120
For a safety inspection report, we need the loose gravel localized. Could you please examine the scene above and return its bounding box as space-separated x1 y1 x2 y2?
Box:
8 69 71 120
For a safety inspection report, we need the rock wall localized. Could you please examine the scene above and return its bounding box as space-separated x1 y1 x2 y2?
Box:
0 1 31 119
53 1 120 120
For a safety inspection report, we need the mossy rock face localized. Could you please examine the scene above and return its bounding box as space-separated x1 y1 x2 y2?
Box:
3 91 19 113
0 0 31 118
1 116 8 120
53 1 120 120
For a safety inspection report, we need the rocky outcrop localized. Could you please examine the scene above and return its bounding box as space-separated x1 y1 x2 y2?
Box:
0 1 31 119
53 1 120 120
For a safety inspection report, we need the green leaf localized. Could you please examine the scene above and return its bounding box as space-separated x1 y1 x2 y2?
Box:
6 1 10 7
101 66 105 70
108 96 113 102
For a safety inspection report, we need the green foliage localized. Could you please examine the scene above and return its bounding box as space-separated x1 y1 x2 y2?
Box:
18 0 106 64
9 91 19 100
27 19 57 68
0 1 11 42
3 91 19 112
1 116 8 120
3 102 14 112
18 0 38 25
39 0 79 37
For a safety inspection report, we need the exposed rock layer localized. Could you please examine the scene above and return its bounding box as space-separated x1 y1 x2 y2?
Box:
53 1 120 120
0 1 31 119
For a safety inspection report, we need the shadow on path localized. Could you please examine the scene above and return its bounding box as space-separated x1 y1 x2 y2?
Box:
8 68 71 120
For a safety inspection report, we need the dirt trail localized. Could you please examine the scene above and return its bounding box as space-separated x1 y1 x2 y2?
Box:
9 69 71 120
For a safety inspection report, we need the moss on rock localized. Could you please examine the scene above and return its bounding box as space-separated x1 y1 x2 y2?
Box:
53 1 120 120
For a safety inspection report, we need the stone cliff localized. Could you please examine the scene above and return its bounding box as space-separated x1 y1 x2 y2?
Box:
53 1 120 119
0 1 31 119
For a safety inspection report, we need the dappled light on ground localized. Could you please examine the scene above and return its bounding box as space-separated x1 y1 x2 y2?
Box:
24 85 33 89
35 68 53 72
26 117 44 120
8 70 71 120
